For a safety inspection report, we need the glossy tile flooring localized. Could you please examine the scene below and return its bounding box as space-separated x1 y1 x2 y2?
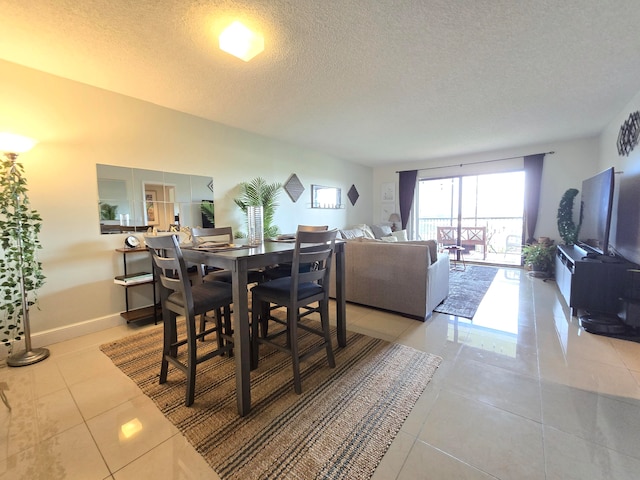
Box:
2 266 640 479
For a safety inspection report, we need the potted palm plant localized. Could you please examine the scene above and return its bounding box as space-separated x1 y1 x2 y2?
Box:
234 177 282 239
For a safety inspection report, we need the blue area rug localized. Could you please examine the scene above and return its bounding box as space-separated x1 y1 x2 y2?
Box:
434 265 499 319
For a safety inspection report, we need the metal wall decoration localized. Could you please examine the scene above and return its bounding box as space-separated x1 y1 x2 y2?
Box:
284 173 304 202
617 111 640 156
347 184 359 205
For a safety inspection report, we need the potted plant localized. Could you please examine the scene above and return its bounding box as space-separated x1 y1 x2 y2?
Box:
234 177 282 238
0 143 47 364
557 188 582 245
522 239 555 277
99 202 118 221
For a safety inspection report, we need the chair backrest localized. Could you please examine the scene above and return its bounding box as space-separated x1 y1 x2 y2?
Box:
437 226 456 245
144 234 194 314
191 226 233 246
290 229 338 300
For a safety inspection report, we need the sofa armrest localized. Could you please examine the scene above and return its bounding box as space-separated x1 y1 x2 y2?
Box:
426 252 450 315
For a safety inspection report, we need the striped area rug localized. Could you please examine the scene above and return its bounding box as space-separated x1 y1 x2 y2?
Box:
100 322 441 479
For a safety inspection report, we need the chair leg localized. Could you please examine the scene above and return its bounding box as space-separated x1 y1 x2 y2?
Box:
224 306 233 358
250 296 261 370
289 307 302 394
185 314 198 407
214 308 224 351
199 313 207 342
259 301 270 338
320 300 335 368
160 310 177 384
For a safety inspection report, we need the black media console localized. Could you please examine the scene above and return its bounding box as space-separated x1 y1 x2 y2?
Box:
555 244 640 334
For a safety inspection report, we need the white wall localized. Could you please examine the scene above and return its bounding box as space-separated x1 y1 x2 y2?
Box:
372 137 600 242
599 88 640 263
0 59 372 347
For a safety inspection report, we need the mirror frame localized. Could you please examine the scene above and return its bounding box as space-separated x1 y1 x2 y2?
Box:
311 184 342 209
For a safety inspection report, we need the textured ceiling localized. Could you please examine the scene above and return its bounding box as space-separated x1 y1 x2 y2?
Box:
1 1 640 166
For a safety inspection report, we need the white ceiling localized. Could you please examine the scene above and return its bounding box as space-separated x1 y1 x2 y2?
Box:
1 0 640 167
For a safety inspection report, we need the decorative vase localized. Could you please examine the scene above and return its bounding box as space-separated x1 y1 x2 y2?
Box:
247 205 264 245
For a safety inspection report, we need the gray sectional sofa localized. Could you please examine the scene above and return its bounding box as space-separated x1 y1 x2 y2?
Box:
330 231 450 321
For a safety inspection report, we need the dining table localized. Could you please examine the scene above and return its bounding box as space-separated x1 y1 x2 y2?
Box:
181 239 346 417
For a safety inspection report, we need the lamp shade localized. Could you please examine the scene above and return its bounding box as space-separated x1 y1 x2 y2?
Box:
388 213 401 223
0 132 37 154
219 21 264 62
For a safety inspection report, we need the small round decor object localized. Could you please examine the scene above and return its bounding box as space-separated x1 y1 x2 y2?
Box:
124 235 140 248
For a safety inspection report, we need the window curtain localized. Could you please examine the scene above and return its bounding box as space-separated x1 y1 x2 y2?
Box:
523 154 545 244
398 170 418 230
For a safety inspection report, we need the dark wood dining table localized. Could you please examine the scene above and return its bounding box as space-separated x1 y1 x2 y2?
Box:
181 239 346 416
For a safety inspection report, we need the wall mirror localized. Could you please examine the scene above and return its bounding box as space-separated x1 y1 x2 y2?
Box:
311 184 342 209
96 164 214 234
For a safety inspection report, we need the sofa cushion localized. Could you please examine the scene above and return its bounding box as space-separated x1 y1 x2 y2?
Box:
339 228 365 239
380 235 398 242
395 239 439 264
352 224 376 239
371 224 392 239
426 240 438 264
390 229 408 242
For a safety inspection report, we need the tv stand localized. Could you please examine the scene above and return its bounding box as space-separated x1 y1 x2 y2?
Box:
555 244 634 317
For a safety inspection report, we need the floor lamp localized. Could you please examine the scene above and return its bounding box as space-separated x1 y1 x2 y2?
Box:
0 133 50 367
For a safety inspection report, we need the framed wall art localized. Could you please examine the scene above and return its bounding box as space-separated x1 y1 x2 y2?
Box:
381 182 395 202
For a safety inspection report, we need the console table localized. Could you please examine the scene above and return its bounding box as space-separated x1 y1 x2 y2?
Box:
114 247 160 324
555 244 635 317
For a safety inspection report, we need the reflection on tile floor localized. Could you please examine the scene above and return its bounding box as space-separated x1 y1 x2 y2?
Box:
2 266 640 479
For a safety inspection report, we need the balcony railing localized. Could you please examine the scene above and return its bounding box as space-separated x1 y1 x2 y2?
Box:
417 217 523 255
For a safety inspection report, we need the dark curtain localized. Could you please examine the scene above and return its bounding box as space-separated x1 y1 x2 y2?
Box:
523 154 545 244
398 170 418 230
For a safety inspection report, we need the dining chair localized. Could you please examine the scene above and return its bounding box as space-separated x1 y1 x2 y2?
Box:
250 228 338 394
191 226 264 284
263 225 329 280
145 234 234 407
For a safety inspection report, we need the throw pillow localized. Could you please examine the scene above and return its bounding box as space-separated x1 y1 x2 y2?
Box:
425 240 438 263
391 229 408 242
371 224 392 239
380 235 398 242
339 228 364 240
351 224 376 239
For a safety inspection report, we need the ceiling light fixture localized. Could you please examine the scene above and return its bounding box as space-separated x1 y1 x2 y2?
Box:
219 21 264 62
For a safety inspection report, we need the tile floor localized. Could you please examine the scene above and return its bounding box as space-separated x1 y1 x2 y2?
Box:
2 266 640 479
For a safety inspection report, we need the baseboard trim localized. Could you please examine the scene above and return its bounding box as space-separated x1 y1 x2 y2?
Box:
31 314 124 348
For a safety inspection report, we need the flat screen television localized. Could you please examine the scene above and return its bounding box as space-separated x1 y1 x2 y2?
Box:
578 167 615 256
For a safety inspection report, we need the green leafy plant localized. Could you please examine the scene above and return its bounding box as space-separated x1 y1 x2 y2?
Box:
0 157 45 349
522 240 555 273
557 188 582 245
234 177 282 238
99 202 118 221
200 201 214 225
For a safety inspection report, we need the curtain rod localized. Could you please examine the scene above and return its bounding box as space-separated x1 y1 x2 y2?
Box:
395 151 555 173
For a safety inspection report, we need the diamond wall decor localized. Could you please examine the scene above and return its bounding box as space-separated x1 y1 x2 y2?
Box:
284 173 305 202
347 184 359 206
617 111 640 156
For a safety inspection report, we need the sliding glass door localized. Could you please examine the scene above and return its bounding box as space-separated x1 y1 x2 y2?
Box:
417 171 525 265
